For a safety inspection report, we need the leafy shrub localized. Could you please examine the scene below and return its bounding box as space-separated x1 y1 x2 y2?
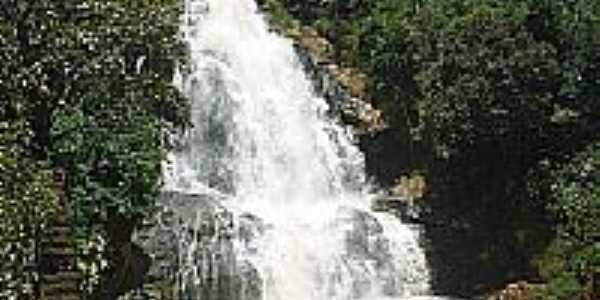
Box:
531 142 600 299
1 0 189 295
0 122 58 298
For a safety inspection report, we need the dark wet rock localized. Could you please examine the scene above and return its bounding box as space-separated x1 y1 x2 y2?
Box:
133 191 264 300
331 206 430 297
238 213 268 246
335 207 385 259
372 197 425 224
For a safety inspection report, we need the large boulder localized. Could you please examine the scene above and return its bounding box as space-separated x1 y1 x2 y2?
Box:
134 191 263 300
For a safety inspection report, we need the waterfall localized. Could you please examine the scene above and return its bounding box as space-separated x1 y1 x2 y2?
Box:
161 0 432 299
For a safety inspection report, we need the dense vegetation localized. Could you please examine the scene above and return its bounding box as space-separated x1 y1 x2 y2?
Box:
0 0 187 297
265 0 599 299
1 0 597 298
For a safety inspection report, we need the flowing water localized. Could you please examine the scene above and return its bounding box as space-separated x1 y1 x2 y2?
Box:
161 0 432 299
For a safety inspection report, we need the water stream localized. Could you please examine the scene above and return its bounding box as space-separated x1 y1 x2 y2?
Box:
161 0 433 299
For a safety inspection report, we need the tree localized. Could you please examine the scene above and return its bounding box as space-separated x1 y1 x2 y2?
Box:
1 0 189 297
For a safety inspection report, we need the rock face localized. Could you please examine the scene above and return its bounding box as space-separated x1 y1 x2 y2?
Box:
287 27 385 135
371 197 424 224
133 192 262 300
486 281 545 300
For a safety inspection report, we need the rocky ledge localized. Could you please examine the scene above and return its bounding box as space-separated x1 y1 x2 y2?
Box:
484 281 547 300
286 26 385 135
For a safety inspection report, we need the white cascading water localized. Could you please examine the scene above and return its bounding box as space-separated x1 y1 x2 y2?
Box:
162 0 433 299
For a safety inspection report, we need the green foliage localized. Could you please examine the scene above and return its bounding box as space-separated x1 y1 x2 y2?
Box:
0 0 189 295
273 0 600 298
274 0 599 156
273 0 375 22
414 5 562 159
532 143 600 299
264 0 298 30
549 143 600 244
1 0 188 217
546 272 583 300
0 122 58 297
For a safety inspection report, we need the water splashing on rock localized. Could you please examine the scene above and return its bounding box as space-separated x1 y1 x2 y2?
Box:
161 0 432 299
